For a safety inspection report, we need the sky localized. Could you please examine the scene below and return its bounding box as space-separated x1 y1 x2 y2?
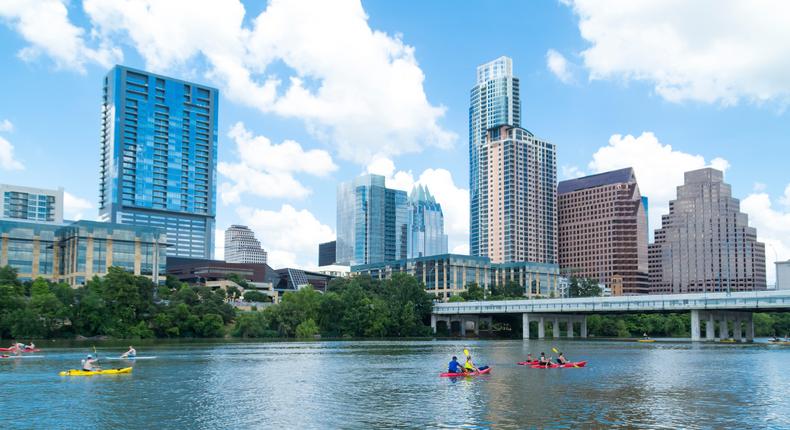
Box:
1 0 790 284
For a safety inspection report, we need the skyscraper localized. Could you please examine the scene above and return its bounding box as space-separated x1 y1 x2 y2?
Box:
469 57 557 264
336 174 408 266
558 168 649 295
99 65 218 259
649 168 766 293
0 184 63 224
470 56 520 257
224 225 267 264
407 184 448 258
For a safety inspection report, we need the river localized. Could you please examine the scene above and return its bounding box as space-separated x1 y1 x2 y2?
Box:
1 339 788 429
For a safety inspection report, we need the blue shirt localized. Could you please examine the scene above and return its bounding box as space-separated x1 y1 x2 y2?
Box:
448 360 461 372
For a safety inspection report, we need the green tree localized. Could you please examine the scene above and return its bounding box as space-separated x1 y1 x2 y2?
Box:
295 318 319 338
461 283 485 301
243 290 270 303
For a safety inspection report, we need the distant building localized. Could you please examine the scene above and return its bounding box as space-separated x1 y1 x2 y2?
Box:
649 168 766 293
318 240 336 267
0 184 63 224
99 65 218 259
352 253 560 300
273 268 337 294
336 174 408 266
407 185 448 258
0 219 167 286
558 168 649 295
166 256 271 284
224 225 267 264
775 261 790 290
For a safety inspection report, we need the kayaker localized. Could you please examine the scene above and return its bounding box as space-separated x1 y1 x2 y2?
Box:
556 352 568 365
464 355 480 373
448 356 462 374
24 341 35 351
526 353 534 363
538 352 550 367
642 333 649 339
121 346 136 359
81 355 100 372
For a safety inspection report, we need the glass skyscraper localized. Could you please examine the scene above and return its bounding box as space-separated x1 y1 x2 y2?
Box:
336 174 408 266
407 184 448 258
99 65 217 259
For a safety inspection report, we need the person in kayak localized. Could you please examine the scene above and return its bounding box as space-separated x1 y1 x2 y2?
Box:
121 346 136 359
538 352 550 367
24 341 35 351
81 355 100 371
556 352 568 365
448 356 463 373
525 353 534 363
464 355 481 373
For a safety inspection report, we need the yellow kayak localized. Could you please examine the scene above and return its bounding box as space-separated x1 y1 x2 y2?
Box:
637 339 655 343
59 367 133 376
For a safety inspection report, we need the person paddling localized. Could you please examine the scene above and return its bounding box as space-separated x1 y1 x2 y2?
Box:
448 356 463 374
121 346 136 359
538 352 550 367
81 355 100 372
525 353 534 364
24 341 35 351
556 352 568 365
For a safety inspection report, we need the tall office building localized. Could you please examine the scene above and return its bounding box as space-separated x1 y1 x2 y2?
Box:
318 240 337 267
336 174 408 266
0 184 63 224
99 65 217 259
558 168 649 295
649 168 766 293
469 56 521 257
224 224 267 264
407 185 448 258
469 57 557 264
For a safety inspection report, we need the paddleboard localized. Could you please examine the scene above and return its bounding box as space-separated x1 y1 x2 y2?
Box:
104 356 157 360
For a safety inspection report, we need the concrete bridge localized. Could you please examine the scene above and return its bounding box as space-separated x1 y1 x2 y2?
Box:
431 290 790 342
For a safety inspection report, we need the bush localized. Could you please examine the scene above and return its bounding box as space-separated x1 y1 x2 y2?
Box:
295 318 319 338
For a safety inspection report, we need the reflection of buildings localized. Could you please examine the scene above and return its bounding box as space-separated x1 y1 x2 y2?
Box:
649 168 766 293
558 168 649 295
0 219 167 286
1 184 63 224
224 225 267 264
351 253 560 299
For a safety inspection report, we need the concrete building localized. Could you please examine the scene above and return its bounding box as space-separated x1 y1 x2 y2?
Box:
318 240 336 267
407 185 448 258
558 168 649 295
224 225 267 264
0 219 167 286
336 174 408 266
0 184 63 224
649 168 766 293
775 261 790 290
99 65 218 259
352 253 560 300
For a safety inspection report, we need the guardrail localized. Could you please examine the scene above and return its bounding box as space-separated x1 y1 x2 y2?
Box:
433 290 790 315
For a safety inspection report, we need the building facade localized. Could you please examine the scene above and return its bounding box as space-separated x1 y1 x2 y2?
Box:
99 65 218 259
470 56 521 257
649 168 766 293
336 174 408 266
352 253 560 300
558 168 649 295
224 225 267 264
318 240 336 267
407 185 448 259
0 219 167 286
0 184 63 224
775 261 790 290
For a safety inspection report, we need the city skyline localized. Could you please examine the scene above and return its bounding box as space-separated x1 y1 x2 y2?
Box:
1 1 789 284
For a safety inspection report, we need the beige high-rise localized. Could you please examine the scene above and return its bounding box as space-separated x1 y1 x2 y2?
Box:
649 168 766 293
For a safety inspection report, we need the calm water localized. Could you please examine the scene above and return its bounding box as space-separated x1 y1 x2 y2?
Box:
1 339 788 429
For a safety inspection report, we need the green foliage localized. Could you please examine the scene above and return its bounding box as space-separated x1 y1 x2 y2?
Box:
226 273 251 290
461 283 484 301
295 318 319 338
243 290 271 303
448 295 465 302
569 277 602 298
233 312 277 338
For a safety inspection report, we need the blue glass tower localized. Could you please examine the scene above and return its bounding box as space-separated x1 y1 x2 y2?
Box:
99 65 218 259
407 185 448 258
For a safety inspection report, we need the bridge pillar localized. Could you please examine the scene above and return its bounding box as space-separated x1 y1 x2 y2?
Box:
522 313 530 339
706 313 715 340
580 317 588 338
538 317 545 339
431 314 437 334
733 317 742 342
690 310 701 341
552 318 560 338
745 314 755 342
459 317 467 336
718 317 728 340
567 319 574 338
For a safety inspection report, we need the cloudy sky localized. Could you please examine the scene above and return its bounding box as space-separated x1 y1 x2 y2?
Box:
1 0 789 283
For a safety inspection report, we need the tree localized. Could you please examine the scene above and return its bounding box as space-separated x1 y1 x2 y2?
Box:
461 283 484 301
243 290 270 303
295 318 319 338
569 277 602 297
226 273 251 290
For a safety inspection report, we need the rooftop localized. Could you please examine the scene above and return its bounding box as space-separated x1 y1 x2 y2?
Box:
558 168 635 194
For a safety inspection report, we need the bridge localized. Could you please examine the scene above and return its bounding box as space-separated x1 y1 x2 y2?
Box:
431 290 790 342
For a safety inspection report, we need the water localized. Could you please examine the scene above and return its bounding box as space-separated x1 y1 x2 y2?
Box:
1 339 788 429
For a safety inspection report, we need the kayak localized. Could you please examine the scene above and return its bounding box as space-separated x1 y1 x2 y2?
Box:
637 339 655 343
104 356 157 360
59 367 133 376
530 361 587 369
517 360 539 366
0 347 40 352
768 341 790 346
1 355 44 359
440 366 491 377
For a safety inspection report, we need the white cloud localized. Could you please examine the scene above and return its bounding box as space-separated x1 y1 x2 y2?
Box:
0 0 120 72
564 0 790 105
63 191 93 220
546 49 574 84
0 119 13 132
0 136 24 170
560 165 585 180
236 204 335 269
587 132 728 235
80 0 455 163
214 228 225 261
742 189 790 286
217 121 336 204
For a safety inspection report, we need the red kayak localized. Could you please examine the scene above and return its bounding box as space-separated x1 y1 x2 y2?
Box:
440 366 491 377
0 347 40 353
517 360 539 366
530 361 587 369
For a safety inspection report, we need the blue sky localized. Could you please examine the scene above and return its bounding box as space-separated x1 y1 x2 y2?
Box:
1 0 789 282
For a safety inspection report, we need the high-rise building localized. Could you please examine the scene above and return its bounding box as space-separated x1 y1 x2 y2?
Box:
558 168 649 295
318 240 336 267
0 184 63 224
470 56 520 257
224 225 267 264
336 174 408 266
649 168 766 293
469 58 557 264
99 65 218 259
407 185 448 258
